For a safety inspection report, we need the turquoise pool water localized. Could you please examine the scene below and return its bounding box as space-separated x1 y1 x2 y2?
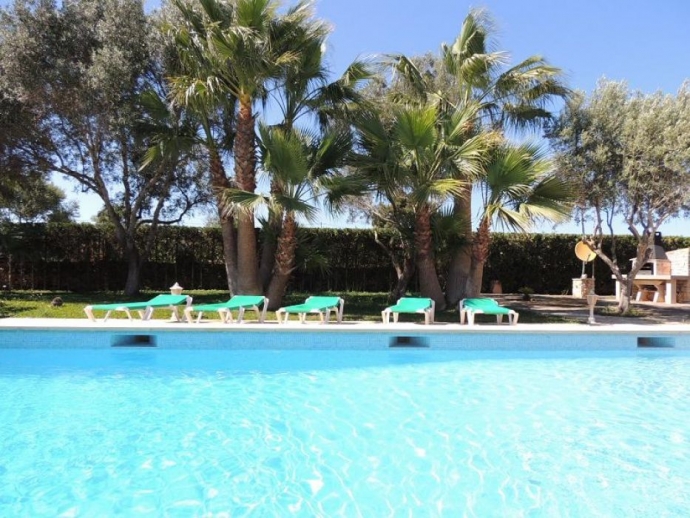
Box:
1 348 689 516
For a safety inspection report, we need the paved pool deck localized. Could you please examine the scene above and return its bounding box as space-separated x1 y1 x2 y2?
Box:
1 317 689 336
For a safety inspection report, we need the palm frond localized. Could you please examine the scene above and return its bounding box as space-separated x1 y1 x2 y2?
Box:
218 188 267 216
394 105 437 150
258 124 310 184
271 193 319 221
320 173 372 213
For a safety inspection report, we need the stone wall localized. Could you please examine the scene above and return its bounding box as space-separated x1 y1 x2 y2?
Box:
667 248 690 276
666 248 690 302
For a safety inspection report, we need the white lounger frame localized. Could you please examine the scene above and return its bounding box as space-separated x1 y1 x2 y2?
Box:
84 296 193 323
184 298 269 324
381 300 435 325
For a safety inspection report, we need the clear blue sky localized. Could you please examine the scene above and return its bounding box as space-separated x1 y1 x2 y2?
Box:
11 0 689 234
314 0 689 95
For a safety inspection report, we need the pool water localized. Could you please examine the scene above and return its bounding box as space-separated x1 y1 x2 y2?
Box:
1 349 689 516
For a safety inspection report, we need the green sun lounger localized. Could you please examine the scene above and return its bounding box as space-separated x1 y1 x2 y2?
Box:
184 295 269 324
84 293 192 322
275 296 344 324
459 298 519 325
382 297 435 325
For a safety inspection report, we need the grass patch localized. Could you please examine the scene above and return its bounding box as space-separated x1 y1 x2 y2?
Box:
0 290 572 324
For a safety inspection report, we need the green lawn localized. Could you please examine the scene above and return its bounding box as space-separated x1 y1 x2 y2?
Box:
0 290 572 324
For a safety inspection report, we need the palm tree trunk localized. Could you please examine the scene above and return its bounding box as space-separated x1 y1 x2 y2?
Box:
235 96 257 192
209 148 238 293
465 218 491 298
266 213 298 309
415 205 446 310
236 213 261 294
258 224 278 291
445 188 473 305
259 182 284 290
234 95 261 294
220 217 238 293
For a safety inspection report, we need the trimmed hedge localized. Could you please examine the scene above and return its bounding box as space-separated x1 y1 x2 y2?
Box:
1 223 689 294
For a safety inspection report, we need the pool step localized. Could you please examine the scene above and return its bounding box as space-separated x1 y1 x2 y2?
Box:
389 336 429 348
637 337 675 348
111 334 157 347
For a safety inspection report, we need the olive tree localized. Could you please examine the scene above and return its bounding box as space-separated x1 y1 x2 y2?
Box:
0 0 208 294
547 79 690 312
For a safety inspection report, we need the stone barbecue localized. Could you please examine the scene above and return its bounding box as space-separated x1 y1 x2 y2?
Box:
614 232 690 303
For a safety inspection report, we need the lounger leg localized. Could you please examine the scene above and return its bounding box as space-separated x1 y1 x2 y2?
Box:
468 312 475 326
511 311 519 325
424 312 430 325
84 306 95 322
382 310 389 324
238 308 245 323
260 300 268 323
337 300 344 323
393 313 399 323
184 308 195 323
104 310 113 322
497 315 504 324
459 310 466 325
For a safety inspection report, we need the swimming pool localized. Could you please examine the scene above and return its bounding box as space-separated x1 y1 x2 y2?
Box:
1 347 688 516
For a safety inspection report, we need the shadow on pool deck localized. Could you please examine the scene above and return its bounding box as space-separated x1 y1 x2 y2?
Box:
492 294 690 326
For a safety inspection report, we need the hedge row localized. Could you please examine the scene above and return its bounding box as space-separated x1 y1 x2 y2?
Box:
2 223 689 294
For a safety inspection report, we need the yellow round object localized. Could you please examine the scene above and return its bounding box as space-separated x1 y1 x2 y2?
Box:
575 241 596 262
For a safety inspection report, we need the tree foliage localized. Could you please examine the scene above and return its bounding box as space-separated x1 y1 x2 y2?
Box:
0 0 208 294
547 79 690 312
0 174 77 223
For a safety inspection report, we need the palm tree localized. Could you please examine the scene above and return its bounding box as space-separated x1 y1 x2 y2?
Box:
464 142 573 297
349 101 488 310
360 10 569 305
258 41 371 290
168 0 330 294
213 0 332 294
164 0 242 291
440 9 570 303
221 123 352 308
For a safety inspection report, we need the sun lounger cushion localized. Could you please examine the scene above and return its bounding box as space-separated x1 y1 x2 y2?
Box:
84 294 191 322
459 298 519 325
382 297 435 325
185 295 268 323
276 296 344 324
